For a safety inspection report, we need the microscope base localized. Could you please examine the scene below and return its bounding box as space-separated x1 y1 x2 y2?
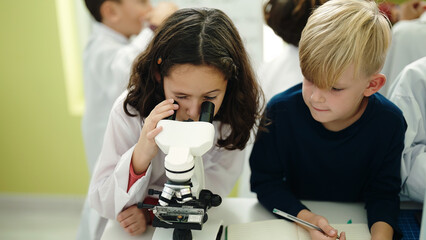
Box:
152 219 224 240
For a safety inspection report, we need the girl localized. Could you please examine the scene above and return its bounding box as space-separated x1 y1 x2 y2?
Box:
89 8 263 236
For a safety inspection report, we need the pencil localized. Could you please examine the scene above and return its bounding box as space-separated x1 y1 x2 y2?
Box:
273 208 340 239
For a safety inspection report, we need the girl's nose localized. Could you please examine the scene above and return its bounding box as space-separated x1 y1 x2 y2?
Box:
186 101 201 121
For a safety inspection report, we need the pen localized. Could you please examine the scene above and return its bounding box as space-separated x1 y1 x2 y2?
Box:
273 208 340 239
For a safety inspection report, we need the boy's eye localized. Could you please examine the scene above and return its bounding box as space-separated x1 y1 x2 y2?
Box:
332 87 343 92
176 96 187 99
204 96 217 100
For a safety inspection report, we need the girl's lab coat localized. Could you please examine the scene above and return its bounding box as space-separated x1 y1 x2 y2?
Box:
380 12 426 98
389 57 426 202
79 22 153 240
89 92 245 220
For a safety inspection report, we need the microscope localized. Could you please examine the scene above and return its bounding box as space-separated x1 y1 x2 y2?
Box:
138 101 223 240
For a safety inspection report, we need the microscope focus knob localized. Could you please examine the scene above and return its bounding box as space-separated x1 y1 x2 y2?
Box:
211 194 222 207
199 189 222 208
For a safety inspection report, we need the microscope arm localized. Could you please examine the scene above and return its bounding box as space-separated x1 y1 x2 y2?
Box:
192 156 205 198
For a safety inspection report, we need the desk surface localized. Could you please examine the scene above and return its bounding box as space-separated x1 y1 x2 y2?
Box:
101 198 369 240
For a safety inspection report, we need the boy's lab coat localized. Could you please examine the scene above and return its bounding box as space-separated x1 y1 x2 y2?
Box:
82 21 153 173
78 21 153 240
389 57 426 203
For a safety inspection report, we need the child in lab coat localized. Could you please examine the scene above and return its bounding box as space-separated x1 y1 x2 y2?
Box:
259 0 328 102
379 1 426 97
250 0 406 239
82 0 177 180
78 0 177 239
89 7 264 237
389 56 426 203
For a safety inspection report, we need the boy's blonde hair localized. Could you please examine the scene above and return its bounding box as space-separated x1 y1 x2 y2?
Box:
299 0 391 89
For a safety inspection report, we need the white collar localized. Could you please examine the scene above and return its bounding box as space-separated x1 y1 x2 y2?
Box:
92 21 129 44
420 11 426 23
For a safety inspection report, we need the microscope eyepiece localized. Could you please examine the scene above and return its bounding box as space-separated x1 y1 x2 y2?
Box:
199 101 215 123
166 100 178 120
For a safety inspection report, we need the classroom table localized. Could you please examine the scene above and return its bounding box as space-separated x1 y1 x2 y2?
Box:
101 197 374 240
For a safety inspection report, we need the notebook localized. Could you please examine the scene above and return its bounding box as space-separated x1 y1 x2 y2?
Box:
226 219 370 240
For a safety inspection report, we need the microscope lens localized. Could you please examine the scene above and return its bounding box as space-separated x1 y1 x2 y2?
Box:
199 101 215 123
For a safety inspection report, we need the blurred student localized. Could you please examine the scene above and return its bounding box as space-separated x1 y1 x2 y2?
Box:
379 0 426 97
250 0 406 239
379 0 426 25
78 0 177 239
82 0 177 174
389 57 426 203
89 8 263 236
260 0 327 102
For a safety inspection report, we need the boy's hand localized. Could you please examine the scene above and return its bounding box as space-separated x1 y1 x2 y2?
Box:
147 2 178 28
297 209 345 240
370 221 393 240
117 205 150 236
132 99 179 174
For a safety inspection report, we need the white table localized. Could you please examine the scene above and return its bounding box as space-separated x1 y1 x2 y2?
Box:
101 197 368 240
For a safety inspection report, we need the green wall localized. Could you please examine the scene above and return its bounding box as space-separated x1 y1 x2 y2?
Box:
0 1 89 195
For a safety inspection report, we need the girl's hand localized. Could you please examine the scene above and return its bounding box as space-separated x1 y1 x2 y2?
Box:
117 205 150 236
297 210 345 240
131 99 178 174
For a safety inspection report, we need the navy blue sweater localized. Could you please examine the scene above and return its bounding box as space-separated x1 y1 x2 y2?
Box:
250 83 406 238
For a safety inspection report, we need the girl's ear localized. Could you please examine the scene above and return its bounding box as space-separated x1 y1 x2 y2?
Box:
363 73 386 97
154 71 161 83
100 1 121 23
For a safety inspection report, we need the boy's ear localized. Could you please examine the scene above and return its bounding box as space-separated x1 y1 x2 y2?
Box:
363 73 386 97
100 1 121 23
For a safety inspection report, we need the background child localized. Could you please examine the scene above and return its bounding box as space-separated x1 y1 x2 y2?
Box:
82 0 177 177
389 56 426 203
250 0 406 239
379 1 426 97
89 7 263 236
259 0 327 102
79 0 177 239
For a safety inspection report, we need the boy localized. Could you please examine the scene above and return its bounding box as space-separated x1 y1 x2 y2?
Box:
82 0 177 178
250 0 406 239
79 0 177 239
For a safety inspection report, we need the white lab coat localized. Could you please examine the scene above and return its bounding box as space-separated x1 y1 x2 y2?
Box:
82 21 153 173
78 22 153 240
380 12 426 98
389 57 426 203
89 92 245 220
258 43 303 102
